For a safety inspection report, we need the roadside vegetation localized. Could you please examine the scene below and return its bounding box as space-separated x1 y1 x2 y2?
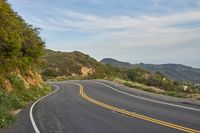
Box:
0 82 51 128
0 0 52 128
104 66 200 99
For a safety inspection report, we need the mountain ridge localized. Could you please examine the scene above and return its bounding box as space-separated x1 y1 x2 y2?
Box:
100 58 200 83
101 58 132 68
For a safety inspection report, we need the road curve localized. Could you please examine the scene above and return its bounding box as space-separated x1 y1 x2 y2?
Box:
3 80 200 133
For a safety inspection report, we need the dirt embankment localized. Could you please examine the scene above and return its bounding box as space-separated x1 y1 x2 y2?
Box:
2 68 43 92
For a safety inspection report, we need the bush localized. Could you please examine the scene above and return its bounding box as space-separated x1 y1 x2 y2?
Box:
167 91 186 98
127 68 149 84
9 74 25 91
0 0 49 128
0 91 21 128
0 83 51 128
0 106 14 128
0 0 45 74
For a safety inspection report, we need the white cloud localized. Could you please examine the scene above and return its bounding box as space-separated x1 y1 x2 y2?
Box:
27 8 200 51
30 9 200 31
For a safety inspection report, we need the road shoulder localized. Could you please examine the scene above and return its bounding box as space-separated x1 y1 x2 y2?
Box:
96 80 200 106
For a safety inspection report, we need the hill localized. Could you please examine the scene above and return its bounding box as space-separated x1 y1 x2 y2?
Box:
101 58 132 68
0 0 45 90
100 58 200 83
134 63 200 84
42 49 106 80
43 52 198 94
0 0 51 127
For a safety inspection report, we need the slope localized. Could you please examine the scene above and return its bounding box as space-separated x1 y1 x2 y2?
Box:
134 63 200 84
42 49 106 80
101 58 200 83
0 0 51 127
101 58 132 68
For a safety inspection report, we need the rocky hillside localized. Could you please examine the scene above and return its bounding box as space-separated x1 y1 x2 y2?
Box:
0 0 51 127
42 49 106 80
101 58 200 83
0 0 45 91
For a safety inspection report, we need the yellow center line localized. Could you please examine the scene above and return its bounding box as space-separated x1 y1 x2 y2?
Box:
72 83 199 133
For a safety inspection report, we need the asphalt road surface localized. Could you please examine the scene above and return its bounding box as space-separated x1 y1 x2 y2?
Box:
3 80 200 133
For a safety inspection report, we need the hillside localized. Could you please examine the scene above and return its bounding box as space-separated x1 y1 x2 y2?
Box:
0 0 45 90
101 58 132 68
134 63 200 84
101 58 200 83
42 49 106 79
0 0 51 127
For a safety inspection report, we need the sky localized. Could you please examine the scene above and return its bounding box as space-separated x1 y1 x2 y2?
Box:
8 0 200 68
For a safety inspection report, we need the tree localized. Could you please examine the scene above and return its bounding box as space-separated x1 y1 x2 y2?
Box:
0 0 45 73
127 68 149 83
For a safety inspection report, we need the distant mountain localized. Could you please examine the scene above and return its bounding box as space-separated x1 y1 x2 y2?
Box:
100 58 132 68
100 58 200 83
134 63 200 84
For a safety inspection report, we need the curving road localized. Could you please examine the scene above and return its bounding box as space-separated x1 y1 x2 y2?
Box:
3 80 200 133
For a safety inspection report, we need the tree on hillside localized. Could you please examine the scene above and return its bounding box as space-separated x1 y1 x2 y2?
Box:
127 68 150 83
0 0 45 73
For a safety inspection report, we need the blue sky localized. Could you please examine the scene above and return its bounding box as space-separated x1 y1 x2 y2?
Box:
8 0 200 67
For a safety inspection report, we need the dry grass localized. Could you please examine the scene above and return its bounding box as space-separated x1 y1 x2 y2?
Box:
113 78 165 94
107 77 200 100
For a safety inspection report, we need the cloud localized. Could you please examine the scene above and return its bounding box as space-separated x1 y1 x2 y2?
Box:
27 8 200 49
30 8 200 31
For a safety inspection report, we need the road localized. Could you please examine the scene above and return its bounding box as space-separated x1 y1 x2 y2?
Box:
3 80 200 133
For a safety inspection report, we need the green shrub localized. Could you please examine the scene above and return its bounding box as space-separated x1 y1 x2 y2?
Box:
0 0 48 128
0 91 21 128
0 84 51 128
167 91 186 98
0 106 14 128
9 74 25 91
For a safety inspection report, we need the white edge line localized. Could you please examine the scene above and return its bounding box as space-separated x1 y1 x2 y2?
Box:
29 85 60 133
95 81 200 112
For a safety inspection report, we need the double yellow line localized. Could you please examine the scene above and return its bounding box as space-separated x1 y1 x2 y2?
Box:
73 83 199 133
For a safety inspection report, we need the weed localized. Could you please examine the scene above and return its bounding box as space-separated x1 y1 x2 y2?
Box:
0 83 51 128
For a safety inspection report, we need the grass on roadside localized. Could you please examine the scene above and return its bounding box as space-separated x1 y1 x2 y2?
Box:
167 91 186 98
0 74 52 128
106 77 197 99
111 78 165 94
